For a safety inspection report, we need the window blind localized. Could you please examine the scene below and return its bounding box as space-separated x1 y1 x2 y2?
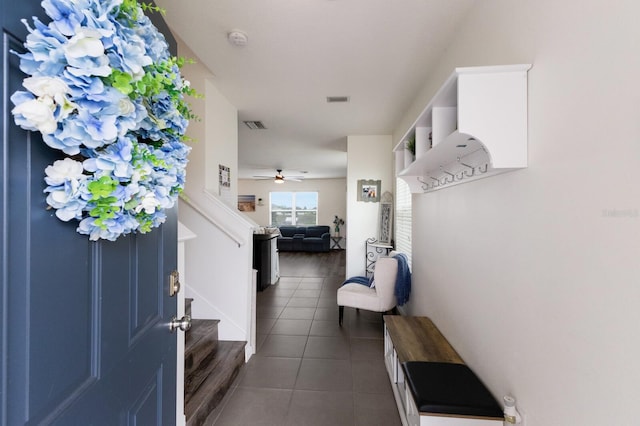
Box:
394 178 412 267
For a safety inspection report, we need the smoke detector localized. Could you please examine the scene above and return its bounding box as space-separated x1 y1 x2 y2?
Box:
227 30 248 47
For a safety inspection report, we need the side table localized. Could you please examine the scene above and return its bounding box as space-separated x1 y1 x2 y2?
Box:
330 236 344 249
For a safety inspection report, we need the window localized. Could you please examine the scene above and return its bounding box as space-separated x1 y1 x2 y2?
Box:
394 178 412 266
270 192 318 226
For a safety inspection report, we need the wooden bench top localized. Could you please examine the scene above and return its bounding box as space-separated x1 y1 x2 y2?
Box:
383 315 464 364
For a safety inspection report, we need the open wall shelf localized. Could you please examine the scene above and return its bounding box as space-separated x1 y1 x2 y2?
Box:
394 64 531 193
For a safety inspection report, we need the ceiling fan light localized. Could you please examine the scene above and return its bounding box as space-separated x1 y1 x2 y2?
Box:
274 176 284 184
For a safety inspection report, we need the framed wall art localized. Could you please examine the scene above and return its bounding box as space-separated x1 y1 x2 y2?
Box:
219 164 231 188
238 194 256 212
357 179 380 202
378 201 393 245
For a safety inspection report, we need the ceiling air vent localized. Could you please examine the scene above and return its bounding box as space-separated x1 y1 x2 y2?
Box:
243 120 267 130
326 96 350 103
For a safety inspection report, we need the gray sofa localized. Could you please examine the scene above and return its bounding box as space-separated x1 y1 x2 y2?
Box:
277 226 331 252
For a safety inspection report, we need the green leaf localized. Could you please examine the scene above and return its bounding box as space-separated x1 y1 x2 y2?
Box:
87 176 118 199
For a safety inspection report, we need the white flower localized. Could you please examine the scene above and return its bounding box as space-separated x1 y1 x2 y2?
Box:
65 28 106 58
135 192 160 214
22 76 69 99
12 97 57 134
44 157 85 186
118 97 135 115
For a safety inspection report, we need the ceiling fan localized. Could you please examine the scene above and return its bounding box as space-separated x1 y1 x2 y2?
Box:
253 169 304 183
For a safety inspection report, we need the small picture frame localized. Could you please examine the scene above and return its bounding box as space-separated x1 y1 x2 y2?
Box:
219 164 230 188
357 179 381 202
238 194 256 212
378 201 393 245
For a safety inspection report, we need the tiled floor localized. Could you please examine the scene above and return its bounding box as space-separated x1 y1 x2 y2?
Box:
206 251 401 426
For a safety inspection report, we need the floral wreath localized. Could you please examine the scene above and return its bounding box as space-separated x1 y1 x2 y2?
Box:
11 0 195 241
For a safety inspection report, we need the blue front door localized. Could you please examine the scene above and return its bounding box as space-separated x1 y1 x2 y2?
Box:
1 1 178 424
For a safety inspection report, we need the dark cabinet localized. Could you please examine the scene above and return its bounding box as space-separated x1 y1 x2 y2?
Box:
253 233 277 291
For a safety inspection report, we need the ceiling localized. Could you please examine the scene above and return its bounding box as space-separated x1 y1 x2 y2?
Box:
155 0 477 180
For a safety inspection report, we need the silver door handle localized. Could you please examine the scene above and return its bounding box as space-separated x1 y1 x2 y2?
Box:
169 315 191 332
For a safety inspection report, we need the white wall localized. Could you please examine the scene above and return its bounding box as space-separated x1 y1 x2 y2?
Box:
346 135 393 277
178 40 207 196
177 39 255 356
237 178 347 229
179 41 238 209
396 1 640 425
205 79 238 209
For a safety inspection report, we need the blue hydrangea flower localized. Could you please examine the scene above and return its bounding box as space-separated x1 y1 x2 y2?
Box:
11 0 194 241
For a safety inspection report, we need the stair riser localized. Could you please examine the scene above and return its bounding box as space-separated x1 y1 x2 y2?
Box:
185 342 245 426
185 335 218 377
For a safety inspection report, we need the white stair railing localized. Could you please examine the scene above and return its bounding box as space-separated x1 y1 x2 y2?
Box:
178 189 256 359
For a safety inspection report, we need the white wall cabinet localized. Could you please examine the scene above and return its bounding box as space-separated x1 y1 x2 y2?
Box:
393 65 531 193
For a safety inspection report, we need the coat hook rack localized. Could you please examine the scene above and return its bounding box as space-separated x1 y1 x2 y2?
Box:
417 176 429 191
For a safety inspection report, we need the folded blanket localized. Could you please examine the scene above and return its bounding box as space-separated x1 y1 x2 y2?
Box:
392 253 411 306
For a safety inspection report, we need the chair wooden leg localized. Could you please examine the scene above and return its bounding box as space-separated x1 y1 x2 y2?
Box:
339 306 344 326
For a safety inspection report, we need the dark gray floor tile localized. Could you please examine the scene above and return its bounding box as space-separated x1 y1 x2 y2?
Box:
352 359 393 394
256 317 277 335
309 320 347 337
256 333 268 352
301 276 324 282
238 356 301 389
213 388 292 426
298 281 323 290
257 296 291 307
313 307 336 321
270 319 312 336
303 336 350 359
292 289 321 298
347 316 384 339
279 306 316 320
316 297 338 308
286 297 319 308
354 392 402 426
350 337 384 360
319 289 338 300
268 288 296 298
256 305 284 319
295 358 352 391
259 334 308 358
285 390 355 426
277 277 302 286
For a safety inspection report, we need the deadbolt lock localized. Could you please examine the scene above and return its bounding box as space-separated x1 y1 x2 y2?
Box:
169 270 180 297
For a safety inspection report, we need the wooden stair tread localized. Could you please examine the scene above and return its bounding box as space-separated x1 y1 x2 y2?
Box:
186 319 220 347
185 340 246 426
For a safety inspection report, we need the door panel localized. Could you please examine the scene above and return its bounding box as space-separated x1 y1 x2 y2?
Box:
1 1 179 424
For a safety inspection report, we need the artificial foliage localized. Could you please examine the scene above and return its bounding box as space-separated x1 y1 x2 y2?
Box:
11 0 195 240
